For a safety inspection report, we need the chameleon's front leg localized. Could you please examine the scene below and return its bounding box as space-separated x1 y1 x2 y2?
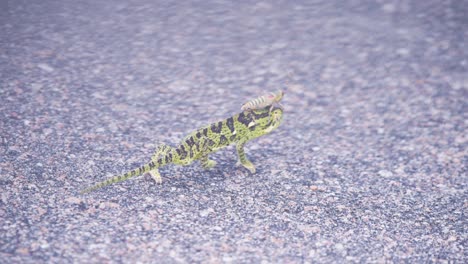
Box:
236 140 256 173
201 155 217 169
200 139 217 169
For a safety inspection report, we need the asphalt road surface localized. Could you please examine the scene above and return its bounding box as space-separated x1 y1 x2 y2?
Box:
1 0 466 262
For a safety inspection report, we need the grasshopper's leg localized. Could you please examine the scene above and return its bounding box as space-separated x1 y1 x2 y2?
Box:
235 140 256 173
267 105 275 123
247 110 256 128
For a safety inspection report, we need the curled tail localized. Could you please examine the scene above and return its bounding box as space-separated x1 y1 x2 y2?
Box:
80 162 156 194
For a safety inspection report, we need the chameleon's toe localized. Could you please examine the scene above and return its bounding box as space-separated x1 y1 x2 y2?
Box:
245 164 256 174
238 161 256 173
203 159 217 169
149 170 163 184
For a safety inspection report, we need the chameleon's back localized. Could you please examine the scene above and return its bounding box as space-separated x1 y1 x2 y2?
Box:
173 106 284 163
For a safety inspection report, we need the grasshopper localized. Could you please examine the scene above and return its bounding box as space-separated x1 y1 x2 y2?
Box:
241 90 284 126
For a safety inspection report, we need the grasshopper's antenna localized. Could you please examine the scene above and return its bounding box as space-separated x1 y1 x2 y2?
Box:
283 70 294 93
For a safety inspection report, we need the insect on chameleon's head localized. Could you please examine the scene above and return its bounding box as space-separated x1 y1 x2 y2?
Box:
277 90 285 100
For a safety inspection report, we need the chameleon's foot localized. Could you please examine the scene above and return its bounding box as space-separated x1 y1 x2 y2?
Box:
236 160 256 173
202 159 217 169
149 170 162 184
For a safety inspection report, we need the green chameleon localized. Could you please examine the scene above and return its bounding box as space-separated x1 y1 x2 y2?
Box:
81 106 284 193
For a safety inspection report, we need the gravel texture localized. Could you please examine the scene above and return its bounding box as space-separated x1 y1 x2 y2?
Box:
1 0 467 263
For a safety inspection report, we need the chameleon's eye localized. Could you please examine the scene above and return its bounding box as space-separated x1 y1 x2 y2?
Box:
271 109 282 120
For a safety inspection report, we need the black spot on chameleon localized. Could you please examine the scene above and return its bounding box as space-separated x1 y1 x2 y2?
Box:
189 147 194 158
149 161 156 169
226 117 235 134
185 136 195 148
237 112 252 127
207 139 216 147
252 107 271 119
179 145 188 159
157 157 164 166
203 128 208 137
196 131 202 138
184 137 196 158
176 146 186 159
211 121 223 133
219 135 228 145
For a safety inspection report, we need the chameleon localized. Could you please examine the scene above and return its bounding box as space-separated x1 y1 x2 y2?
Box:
80 106 284 193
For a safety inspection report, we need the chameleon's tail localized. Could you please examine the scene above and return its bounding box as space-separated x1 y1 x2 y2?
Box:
80 144 174 194
80 162 156 194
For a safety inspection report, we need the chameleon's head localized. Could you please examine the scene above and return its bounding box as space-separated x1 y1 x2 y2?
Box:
250 106 284 136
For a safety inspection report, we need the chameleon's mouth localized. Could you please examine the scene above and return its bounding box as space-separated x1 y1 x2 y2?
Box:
266 117 278 128
263 109 283 133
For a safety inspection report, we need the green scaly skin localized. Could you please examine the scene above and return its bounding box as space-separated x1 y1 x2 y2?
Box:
80 106 284 193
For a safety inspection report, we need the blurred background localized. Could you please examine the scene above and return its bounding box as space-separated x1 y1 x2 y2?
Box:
1 0 466 262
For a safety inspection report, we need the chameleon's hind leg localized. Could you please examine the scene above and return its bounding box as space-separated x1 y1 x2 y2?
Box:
235 140 256 173
149 169 162 184
149 144 171 184
151 144 172 162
